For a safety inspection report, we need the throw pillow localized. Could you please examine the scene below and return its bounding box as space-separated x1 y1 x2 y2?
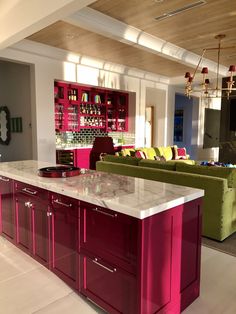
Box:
175 147 187 160
135 150 147 159
161 146 173 161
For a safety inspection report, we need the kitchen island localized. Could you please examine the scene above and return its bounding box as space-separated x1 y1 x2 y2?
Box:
0 160 204 314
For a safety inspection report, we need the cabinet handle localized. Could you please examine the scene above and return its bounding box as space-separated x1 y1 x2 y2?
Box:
93 258 116 273
0 176 9 182
53 199 72 207
22 187 37 195
92 207 117 218
47 212 52 217
24 201 32 208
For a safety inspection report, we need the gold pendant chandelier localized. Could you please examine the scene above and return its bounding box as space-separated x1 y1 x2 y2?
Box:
184 34 236 99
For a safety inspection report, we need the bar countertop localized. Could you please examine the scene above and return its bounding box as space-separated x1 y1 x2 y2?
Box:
0 160 204 219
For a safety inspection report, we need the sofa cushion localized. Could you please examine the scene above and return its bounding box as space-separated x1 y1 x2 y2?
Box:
121 148 135 156
176 163 236 188
168 159 195 165
103 154 141 166
155 146 173 161
139 159 176 171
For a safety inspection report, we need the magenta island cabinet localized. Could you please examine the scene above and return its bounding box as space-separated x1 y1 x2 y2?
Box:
0 160 204 314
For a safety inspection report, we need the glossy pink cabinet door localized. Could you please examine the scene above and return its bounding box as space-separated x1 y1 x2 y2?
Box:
32 200 49 267
80 253 137 314
15 192 32 254
51 194 79 289
0 176 15 242
80 202 138 274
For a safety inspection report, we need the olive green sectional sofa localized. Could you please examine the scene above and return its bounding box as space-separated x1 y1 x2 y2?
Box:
96 155 236 242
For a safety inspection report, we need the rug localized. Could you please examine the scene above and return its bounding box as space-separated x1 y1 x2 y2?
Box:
202 233 236 257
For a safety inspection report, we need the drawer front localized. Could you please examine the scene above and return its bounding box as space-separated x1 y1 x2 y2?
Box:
80 253 137 314
50 193 79 217
15 181 48 203
80 202 139 273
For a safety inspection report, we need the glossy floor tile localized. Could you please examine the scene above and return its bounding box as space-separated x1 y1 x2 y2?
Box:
1 236 236 314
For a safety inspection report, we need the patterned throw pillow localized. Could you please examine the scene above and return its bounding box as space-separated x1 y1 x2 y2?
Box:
175 147 187 160
135 150 147 159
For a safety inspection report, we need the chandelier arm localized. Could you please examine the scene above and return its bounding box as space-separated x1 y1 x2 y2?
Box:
204 46 236 51
192 49 207 80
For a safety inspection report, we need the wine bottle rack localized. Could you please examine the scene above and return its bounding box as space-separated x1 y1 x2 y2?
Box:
54 81 128 132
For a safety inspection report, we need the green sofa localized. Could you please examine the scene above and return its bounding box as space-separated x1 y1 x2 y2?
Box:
96 156 236 241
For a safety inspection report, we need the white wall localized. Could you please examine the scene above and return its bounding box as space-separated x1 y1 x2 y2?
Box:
0 40 170 162
146 87 167 147
0 61 32 161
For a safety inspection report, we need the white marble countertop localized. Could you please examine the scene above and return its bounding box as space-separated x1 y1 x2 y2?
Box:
56 144 135 150
0 160 204 219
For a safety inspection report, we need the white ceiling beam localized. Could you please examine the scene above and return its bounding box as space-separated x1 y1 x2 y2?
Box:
63 7 228 77
10 39 169 84
0 0 96 50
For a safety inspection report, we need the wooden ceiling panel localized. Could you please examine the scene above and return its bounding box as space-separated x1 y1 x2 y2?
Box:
28 21 193 77
27 0 236 77
89 0 236 67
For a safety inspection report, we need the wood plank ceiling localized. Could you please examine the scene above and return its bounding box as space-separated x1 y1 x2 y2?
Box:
27 0 236 78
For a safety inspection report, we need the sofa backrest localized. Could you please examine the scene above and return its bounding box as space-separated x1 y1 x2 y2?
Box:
139 159 176 171
103 154 141 166
176 163 236 188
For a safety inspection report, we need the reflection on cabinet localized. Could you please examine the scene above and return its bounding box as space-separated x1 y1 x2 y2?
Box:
54 81 129 132
50 193 79 289
0 176 15 243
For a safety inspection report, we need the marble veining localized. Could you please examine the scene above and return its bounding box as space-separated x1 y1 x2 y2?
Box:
0 160 204 219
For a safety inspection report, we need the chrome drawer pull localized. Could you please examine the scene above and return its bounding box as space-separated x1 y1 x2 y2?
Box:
22 188 37 195
53 199 72 207
0 176 9 182
93 258 116 273
92 207 117 218
24 201 32 208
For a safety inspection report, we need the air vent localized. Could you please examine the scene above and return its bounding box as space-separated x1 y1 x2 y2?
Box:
155 1 206 21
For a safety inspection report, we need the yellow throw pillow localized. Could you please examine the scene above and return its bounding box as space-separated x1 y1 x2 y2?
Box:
146 148 157 160
161 146 173 161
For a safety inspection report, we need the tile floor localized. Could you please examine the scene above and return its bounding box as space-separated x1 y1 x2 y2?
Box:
1 236 236 314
